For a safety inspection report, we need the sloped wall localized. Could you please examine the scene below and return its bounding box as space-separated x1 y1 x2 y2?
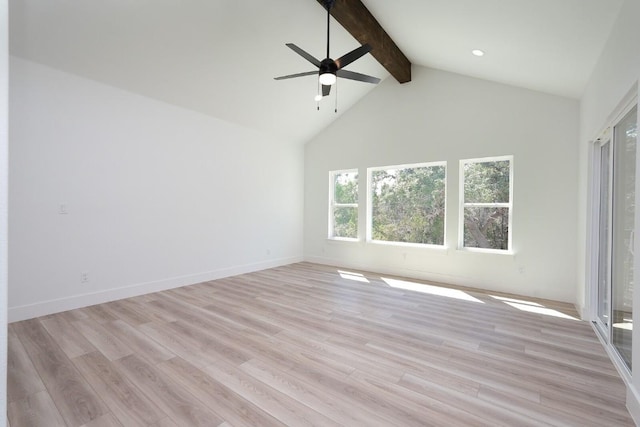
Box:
9 57 304 321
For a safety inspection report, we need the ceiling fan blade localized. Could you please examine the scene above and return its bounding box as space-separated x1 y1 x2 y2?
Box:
337 69 381 84
274 71 318 80
286 43 321 67
335 44 372 70
322 84 331 97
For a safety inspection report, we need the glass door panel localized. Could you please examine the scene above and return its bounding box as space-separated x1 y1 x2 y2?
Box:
611 105 637 370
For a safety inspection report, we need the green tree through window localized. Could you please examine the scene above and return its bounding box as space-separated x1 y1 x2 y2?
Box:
461 158 512 250
370 163 446 245
330 171 358 239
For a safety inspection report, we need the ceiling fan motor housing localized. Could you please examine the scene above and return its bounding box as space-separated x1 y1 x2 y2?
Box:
319 58 338 77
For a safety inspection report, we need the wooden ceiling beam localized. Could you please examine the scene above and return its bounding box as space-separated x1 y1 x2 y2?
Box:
316 0 411 84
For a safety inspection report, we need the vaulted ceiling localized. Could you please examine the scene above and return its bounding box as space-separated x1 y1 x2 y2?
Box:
9 0 623 143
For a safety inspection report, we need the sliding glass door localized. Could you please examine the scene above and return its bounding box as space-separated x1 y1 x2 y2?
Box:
593 104 637 372
611 105 637 369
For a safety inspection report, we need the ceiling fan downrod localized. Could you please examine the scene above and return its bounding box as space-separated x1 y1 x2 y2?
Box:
324 0 335 59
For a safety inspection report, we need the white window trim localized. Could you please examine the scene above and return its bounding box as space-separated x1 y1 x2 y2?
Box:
366 161 447 247
458 155 514 253
328 169 359 241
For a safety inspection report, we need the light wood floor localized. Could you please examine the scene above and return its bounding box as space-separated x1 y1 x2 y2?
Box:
8 262 635 426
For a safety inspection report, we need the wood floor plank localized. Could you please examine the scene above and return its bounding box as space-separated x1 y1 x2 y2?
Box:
202 361 337 427
239 358 390 426
73 351 167 426
157 357 286 427
100 300 153 326
478 384 631 426
137 321 222 369
148 419 179 427
71 318 132 361
7 262 634 426
106 319 174 365
79 413 123 427
40 314 97 359
12 319 107 426
116 355 223 427
273 329 401 382
125 298 179 324
251 341 451 427
347 369 493 427
80 305 118 325
398 372 547 427
8 390 67 427
7 326 46 403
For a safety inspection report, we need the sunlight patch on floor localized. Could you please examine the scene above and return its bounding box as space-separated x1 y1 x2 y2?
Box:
381 277 483 303
338 270 370 283
490 295 579 321
490 295 543 307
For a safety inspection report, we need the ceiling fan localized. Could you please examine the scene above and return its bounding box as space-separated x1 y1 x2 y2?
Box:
274 0 380 101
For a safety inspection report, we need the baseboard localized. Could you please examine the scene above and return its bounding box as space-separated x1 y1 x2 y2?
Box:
304 255 513 296
627 384 640 426
304 255 579 305
8 256 303 322
575 303 586 320
304 255 460 285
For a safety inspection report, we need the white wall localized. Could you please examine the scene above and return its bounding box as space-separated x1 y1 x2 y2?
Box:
577 0 640 313
1 0 8 423
8 57 304 321
577 0 640 422
304 66 579 303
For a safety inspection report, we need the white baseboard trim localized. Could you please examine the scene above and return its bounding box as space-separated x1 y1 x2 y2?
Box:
627 384 640 426
304 255 578 304
304 255 465 286
8 256 303 322
303 255 521 298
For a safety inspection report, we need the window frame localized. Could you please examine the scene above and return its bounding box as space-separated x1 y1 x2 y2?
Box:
366 161 447 248
458 155 514 253
328 169 359 241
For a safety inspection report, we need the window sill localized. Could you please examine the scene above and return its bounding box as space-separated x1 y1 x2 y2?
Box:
456 247 514 255
327 237 360 243
367 240 448 251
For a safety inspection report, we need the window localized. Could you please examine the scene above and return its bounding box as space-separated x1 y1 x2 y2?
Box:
460 156 513 251
368 162 446 245
329 170 358 239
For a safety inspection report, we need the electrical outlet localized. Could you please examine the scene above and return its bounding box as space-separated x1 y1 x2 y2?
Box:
80 272 89 283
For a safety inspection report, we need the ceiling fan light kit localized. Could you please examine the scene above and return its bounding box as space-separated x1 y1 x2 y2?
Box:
274 0 380 109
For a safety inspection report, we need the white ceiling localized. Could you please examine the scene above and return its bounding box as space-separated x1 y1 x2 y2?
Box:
366 0 624 98
9 0 624 143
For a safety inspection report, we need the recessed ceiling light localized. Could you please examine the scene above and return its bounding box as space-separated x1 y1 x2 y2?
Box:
472 49 485 57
